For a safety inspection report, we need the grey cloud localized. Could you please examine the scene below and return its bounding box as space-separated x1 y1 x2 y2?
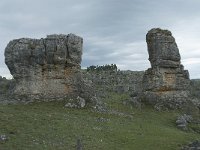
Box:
0 0 200 78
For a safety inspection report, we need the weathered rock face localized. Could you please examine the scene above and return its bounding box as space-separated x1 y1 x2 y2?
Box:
142 28 191 109
5 34 82 78
146 28 181 68
4 34 88 101
82 70 144 97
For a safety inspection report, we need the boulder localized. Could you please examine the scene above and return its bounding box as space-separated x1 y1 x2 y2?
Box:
182 140 200 150
176 114 193 130
65 96 86 108
0 134 8 142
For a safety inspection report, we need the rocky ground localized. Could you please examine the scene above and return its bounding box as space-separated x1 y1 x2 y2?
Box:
0 71 200 150
0 95 199 150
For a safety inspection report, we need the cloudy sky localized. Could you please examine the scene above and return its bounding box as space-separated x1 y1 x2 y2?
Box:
0 0 200 79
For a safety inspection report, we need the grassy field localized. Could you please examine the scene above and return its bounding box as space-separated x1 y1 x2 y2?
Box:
0 93 199 150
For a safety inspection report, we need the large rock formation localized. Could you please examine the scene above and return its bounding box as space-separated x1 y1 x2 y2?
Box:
5 34 93 103
142 28 191 109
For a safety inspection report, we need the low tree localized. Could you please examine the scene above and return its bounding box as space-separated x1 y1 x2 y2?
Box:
86 64 117 72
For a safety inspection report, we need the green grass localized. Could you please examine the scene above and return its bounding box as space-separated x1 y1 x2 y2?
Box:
0 94 199 150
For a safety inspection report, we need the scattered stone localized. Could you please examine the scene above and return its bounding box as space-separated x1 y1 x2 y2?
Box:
77 96 86 108
93 104 108 113
191 98 200 110
0 134 8 142
65 96 86 108
182 140 200 150
176 114 193 130
65 102 78 108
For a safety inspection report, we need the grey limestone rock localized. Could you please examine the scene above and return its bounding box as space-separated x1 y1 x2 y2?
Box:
5 33 82 76
4 34 96 104
176 114 193 130
182 140 200 150
0 134 8 142
142 28 191 109
77 96 86 108
65 96 86 108
146 28 181 68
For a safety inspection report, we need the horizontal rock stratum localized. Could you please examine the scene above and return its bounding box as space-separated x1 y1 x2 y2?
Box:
4 34 89 101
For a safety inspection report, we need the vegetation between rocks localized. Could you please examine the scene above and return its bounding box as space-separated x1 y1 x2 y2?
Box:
0 92 199 150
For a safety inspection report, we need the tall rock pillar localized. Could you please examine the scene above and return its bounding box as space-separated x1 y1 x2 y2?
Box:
142 28 191 109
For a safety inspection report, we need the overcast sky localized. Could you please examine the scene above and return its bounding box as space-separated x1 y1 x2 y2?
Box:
0 0 200 79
